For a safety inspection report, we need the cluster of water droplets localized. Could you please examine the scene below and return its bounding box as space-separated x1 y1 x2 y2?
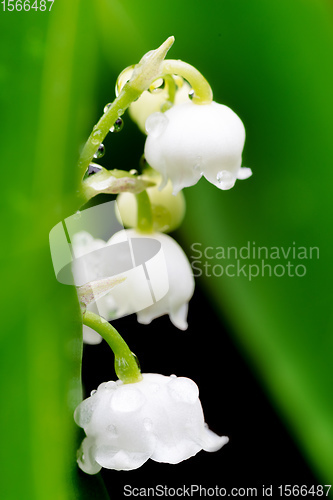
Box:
90 105 126 162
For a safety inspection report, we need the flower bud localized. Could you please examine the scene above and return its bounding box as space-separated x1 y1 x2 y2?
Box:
116 176 186 233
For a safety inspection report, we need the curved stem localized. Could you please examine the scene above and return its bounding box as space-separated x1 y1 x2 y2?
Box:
135 190 153 233
161 59 213 104
82 310 142 384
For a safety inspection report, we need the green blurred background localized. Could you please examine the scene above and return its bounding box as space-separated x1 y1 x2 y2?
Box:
1 0 333 498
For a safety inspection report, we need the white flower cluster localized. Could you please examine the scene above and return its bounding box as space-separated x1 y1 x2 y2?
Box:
75 373 228 473
71 40 247 476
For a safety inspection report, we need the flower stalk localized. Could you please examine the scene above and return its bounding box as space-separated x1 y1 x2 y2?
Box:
135 190 154 233
78 36 175 180
162 59 213 104
82 310 142 384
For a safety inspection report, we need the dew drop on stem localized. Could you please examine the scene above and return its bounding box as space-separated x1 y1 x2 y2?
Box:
93 144 105 159
91 128 103 145
110 117 124 133
83 164 103 180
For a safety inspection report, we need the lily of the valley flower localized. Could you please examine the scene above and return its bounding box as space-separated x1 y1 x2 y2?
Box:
72 228 194 343
75 373 228 473
109 229 194 329
144 101 252 194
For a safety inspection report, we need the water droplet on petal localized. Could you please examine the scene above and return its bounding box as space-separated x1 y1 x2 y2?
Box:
150 383 160 393
143 418 153 431
91 128 103 145
90 389 97 396
110 117 124 133
105 381 117 390
188 89 195 100
168 377 199 404
103 103 112 113
216 170 235 190
111 387 144 413
106 424 118 436
145 112 169 138
193 156 203 174
129 169 138 175
93 144 105 159
83 163 103 180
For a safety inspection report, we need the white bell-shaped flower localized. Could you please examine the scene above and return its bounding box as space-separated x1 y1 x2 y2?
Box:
72 229 194 343
105 229 194 330
144 101 252 194
75 373 228 473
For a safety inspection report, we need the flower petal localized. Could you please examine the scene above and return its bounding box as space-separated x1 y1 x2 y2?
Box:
144 101 247 192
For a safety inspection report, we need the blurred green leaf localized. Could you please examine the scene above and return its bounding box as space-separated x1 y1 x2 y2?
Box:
180 0 333 485
0 2 109 499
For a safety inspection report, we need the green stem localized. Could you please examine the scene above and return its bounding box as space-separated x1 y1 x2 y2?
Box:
164 74 177 103
78 85 140 180
162 59 213 104
82 310 142 384
135 190 153 233
78 36 175 180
